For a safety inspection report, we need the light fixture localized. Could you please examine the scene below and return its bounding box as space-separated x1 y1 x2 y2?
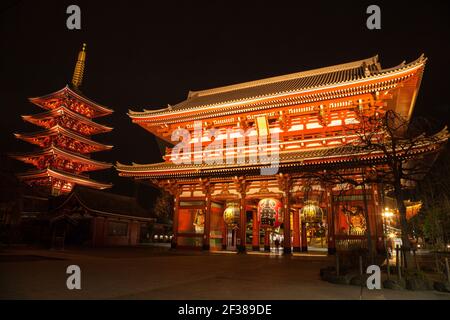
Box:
382 207 394 218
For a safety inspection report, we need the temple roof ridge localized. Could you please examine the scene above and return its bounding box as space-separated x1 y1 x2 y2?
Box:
189 55 380 98
129 54 426 118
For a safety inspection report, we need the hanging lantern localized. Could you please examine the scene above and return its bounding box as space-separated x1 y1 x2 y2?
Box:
300 200 323 222
258 198 282 228
223 203 240 227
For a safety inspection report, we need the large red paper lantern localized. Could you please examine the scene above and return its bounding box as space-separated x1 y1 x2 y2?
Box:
258 198 282 228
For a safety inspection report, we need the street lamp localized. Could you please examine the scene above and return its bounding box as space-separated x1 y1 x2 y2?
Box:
381 207 395 279
382 208 394 237
382 207 394 219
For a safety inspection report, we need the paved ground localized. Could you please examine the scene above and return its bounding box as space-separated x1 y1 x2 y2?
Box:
1 246 449 300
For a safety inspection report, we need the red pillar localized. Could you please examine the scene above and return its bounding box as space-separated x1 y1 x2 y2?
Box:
203 195 211 251
172 194 180 249
252 210 260 251
293 210 301 252
237 196 246 253
264 228 271 251
283 200 292 254
326 187 336 255
222 224 227 250
301 221 308 252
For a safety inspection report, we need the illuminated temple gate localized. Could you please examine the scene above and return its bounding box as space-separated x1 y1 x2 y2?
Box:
117 55 445 254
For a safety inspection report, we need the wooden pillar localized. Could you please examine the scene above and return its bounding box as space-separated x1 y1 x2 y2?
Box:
172 191 180 249
203 193 211 251
301 221 308 252
283 196 292 254
264 228 270 251
252 209 260 251
326 186 336 255
279 174 292 255
293 210 301 252
234 177 247 253
222 223 227 250
238 195 246 253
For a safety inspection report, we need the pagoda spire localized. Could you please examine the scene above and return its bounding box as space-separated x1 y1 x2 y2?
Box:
71 43 87 88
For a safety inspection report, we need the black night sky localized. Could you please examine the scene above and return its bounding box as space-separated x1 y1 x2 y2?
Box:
1 0 449 199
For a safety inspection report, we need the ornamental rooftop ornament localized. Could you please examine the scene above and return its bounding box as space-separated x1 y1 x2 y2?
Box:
72 43 87 88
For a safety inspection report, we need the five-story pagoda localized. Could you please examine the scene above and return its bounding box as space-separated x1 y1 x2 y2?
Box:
10 44 113 195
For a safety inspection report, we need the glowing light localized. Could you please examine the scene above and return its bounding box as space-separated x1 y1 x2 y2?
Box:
382 208 394 218
344 117 359 125
306 122 323 130
288 124 304 131
329 119 342 126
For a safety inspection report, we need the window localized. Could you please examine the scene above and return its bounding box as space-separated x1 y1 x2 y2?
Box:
107 221 128 236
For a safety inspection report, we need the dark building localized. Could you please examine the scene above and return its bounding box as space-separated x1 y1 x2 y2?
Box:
50 186 156 247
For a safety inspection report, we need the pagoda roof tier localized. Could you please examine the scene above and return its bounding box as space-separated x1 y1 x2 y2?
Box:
29 85 113 118
129 55 426 125
9 145 112 171
116 127 449 179
17 168 112 190
14 125 113 153
22 105 113 135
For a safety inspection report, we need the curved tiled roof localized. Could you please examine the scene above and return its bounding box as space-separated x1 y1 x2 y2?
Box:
116 127 449 179
14 125 113 151
29 85 114 118
53 186 154 220
175 56 380 110
22 106 113 134
9 145 112 170
129 55 426 118
16 168 112 189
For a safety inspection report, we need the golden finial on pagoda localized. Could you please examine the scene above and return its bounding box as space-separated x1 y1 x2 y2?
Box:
71 43 87 88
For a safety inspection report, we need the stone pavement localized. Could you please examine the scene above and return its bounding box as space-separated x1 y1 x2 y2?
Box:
1 246 450 300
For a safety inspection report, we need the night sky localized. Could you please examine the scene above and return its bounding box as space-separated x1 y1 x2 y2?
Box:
1 0 449 198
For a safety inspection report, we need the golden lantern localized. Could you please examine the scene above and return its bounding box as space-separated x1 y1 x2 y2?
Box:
223 203 240 227
300 200 323 222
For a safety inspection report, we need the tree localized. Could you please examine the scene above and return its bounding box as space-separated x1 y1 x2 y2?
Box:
350 109 449 267
153 190 174 223
415 148 450 249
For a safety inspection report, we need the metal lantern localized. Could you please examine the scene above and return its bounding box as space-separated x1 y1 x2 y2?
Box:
223 203 240 227
300 200 323 222
258 198 282 228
